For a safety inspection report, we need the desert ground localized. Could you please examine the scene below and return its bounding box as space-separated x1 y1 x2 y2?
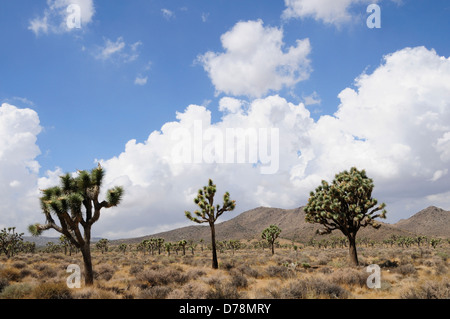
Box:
1 240 449 299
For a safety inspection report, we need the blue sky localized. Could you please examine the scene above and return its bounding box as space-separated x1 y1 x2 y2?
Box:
2 0 450 238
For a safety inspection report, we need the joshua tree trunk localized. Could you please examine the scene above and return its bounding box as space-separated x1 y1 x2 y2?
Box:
348 233 359 266
80 244 94 286
210 222 219 269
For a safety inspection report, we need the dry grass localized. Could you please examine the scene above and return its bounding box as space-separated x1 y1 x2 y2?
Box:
0 243 449 299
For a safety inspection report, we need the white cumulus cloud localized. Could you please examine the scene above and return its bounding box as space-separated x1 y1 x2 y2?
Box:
0 104 42 231
198 19 312 98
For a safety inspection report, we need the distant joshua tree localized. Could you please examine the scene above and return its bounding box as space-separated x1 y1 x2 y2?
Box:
118 243 128 253
178 239 187 256
96 238 109 254
28 164 124 286
305 167 386 266
0 227 24 259
261 225 282 255
165 242 173 256
185 179 236 269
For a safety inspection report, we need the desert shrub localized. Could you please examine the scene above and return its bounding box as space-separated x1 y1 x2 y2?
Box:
0 283 32 299
316 255 330 266
12 261 27 270
186 268 206 280
436 251 449 262
0 268 22 282
19 268 36 279
129 264 142 276
71 287 119 299
204 274 225 286
401 280 450 299
319 267 332 274
281 279 308 299
32 282 72 299
237 264 261 278
282 278 350 299
166 282 209 299
138 268 188 287
276 256 293 265
229 271 248 289
220 260 235 271
94 264 116 281
148 263 163 271
0 278 9 293
138 286 172 299
396 264 417 276
181 256 195 266
327 257 349 268
301 263 311 269
34 264 58 277
330 268 368 287
265 265 292 278
379 260 398 268
434 261 447 275
205 281 243 299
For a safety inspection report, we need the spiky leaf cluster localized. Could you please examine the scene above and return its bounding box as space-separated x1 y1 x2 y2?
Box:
29 165 124 248
185 179 236 224
305 167 386 236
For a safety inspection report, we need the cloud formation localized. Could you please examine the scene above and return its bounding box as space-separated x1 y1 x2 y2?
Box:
95 37 142 63
0 104 42 230
8 46 450 239
198 20 312 98
87 46 450 238
28 0 95 35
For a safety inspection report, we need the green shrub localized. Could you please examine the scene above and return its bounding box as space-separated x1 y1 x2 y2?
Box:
0 283 32 299
32 282 72 299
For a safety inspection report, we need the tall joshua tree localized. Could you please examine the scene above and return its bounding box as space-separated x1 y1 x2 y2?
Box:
305 167 386 266
261 225 282 256
185 179 236 269
28 164 123 285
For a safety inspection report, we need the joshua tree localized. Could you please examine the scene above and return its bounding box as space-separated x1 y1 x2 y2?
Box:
118 243 128 253
430 238 442 249
199 239 204 252
96 238 109 254
187 240 197 255
154 238 164 255
305 167 386 266
21 241 36 254
178 239 187 256
228 239 242 255
261 225 282 255
59 235 76 256
28 164 123 286
165 242 173 256
0 227 24 259
185 179 236 269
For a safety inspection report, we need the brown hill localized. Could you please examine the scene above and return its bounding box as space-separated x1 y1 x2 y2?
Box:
115 206 418 244
394 206 450 238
